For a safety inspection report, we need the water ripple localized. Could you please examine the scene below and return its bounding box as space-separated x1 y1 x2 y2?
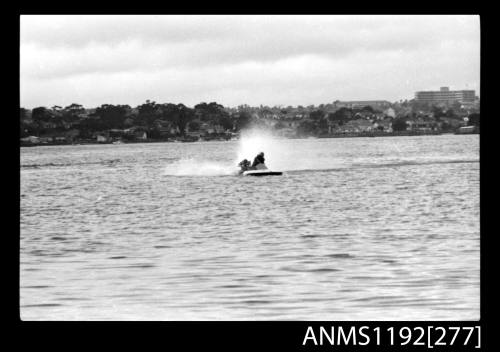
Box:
20 135 480 320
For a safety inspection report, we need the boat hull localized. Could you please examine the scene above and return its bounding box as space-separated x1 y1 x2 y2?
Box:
242 170 282 176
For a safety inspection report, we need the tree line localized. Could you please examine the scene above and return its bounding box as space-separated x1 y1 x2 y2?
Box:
20 99 480 139
20 101 253 139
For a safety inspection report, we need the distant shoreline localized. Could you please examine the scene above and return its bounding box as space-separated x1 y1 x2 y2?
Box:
20 130 478 148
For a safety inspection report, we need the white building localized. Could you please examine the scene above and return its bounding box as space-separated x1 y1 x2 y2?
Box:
415 87 475 104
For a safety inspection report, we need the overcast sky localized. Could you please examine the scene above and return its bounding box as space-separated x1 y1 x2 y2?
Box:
20 15 480 109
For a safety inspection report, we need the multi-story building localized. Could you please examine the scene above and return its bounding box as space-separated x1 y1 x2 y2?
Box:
415 87 475 104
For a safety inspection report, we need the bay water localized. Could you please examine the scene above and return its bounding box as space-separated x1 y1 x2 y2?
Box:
20 134 480 320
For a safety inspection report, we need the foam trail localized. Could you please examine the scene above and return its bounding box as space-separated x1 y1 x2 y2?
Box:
163 158 236 176
163 127 350 176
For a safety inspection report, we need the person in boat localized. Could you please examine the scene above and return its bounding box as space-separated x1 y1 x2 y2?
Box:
238 159 252 174
251 152 267 170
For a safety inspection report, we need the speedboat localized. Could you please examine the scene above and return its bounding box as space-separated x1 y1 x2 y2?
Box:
238 162 282 176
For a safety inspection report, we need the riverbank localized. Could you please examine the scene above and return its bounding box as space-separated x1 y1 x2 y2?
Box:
20 129 478 147
20 135 235 147
317 130 444 138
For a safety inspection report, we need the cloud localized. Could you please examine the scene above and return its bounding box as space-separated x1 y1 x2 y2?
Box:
21 47 479 108
21 15 477 48
20 15 480 108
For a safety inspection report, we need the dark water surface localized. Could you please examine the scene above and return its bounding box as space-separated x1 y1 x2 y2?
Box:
20 135 479 320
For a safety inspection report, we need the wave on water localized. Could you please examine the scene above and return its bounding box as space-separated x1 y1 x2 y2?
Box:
350 158 479 169
21 159 121 169
286 158 479 174
288 159 477 174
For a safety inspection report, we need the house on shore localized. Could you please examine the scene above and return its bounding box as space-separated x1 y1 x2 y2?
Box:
124 127 148 140
339 119 374 133
185 131 202 139
407 118 437 131
456 125 477 134
96 134 110 143
373 120 393 132
21 136 40 144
